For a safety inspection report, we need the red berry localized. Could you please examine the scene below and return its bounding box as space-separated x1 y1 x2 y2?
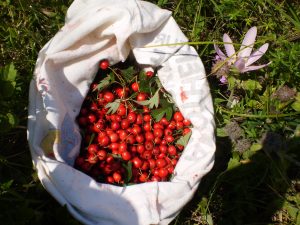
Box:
99 59 109 70
144 141 154 151
168 145 177 156
131 125 142 135
136 114 143 125
121 151 132 161
121 119 130 129
132 157 142 168
135 134 144 143
99 135 110 146
158 168 168 178
131 82 139 92
145 71 154 78
145 131 154 141
103 91 115 103
156 158 167 168
182 127 191 135
113 172 122 183
87 154 98 164
164 135 174 143
136 144 145 154
117 104 127 116
111 121 120 131
143 114 151 122
118 142 128 153
87 114 97 123
173 111 184 122
139 173 148 182
97 150 107 160
136 93 147 101
87 144 99 154
153 128 163 138
183 119 191 126
127 112 137 123
109 132 119 143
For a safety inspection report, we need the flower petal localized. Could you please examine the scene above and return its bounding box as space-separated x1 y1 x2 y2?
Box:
214 43 226 60
223 34 236 63
238 26 257 59
241 62 272 73
245 43 269 67
234 58 246 72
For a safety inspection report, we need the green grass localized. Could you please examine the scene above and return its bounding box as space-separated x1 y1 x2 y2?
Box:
1 0 300 224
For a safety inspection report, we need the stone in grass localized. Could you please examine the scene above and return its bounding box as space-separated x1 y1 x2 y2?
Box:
235 138 252 153
272 85 296 102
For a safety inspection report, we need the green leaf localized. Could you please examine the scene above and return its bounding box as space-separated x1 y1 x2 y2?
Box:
123 161 132 183
96 73 114 92
105 99 121 114
250 143 262 152
176 132 192 147
241 79 262 92
291 101 300 112
0 180 13 192
217 128 228 137
135 90 159 109
6 113 17 127
121 66 135 83
227 157 241 170
1 63 17 81
151 107 173 122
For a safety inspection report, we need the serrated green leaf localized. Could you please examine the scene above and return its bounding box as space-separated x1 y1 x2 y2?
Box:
121 66 135 83
241 79 262 92
96 73 114 92
105 99 121 114
135 90 160 109
176 132 192 147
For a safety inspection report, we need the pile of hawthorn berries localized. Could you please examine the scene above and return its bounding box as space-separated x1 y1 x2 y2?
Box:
74 59 192 185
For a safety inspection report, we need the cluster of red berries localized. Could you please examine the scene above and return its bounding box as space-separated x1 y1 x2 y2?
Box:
74 60 192 185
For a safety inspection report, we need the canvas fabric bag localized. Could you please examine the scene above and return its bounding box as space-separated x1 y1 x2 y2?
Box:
27 0 216 224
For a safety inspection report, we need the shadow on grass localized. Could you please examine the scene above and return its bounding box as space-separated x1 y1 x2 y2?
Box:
172 134 300 225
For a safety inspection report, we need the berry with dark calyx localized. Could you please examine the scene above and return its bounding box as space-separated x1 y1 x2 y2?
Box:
99 59 109 70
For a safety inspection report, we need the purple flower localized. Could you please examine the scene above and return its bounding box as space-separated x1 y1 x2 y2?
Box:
219 75 228 84
214 27 271 73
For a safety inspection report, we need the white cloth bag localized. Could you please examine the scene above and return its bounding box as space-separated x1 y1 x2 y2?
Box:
27 0 216 224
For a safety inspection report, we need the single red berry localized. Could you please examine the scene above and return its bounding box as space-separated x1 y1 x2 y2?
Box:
131 82 139 92
106 176 114 183
135 134 145 143
117 104 127 116
121 151 132 161
164 128 172 136
126 134 135 145
176 121 184 130
145 71 154 78
99 59 109 70
121 119 130 129
132 157 143 168
164 135 174 143
151 176 161 182
148 159 156 169
183 119 191 126
136 144 145 154
142 150 152 159
136 114 143 125
113 172 122 183
97 150 107 160
139 173 148 182
108 132 119 143
144 141 154 151
159 144 168 153
156 158 167 168
87 144 99 154
87 154 98 164
118 142 128 153
127 112 137 123
143 114 151 122
158 168 168 178
99 135 110 146
131 125 142 135
141 161 149 171
153 128 163 138
103 91 115 103
182 127 191 135
159 117 169 126
136 93 148 101
168 145 177 156
111 121 120 131
173 111 184 122
143 106 150 113
87 114 97 123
